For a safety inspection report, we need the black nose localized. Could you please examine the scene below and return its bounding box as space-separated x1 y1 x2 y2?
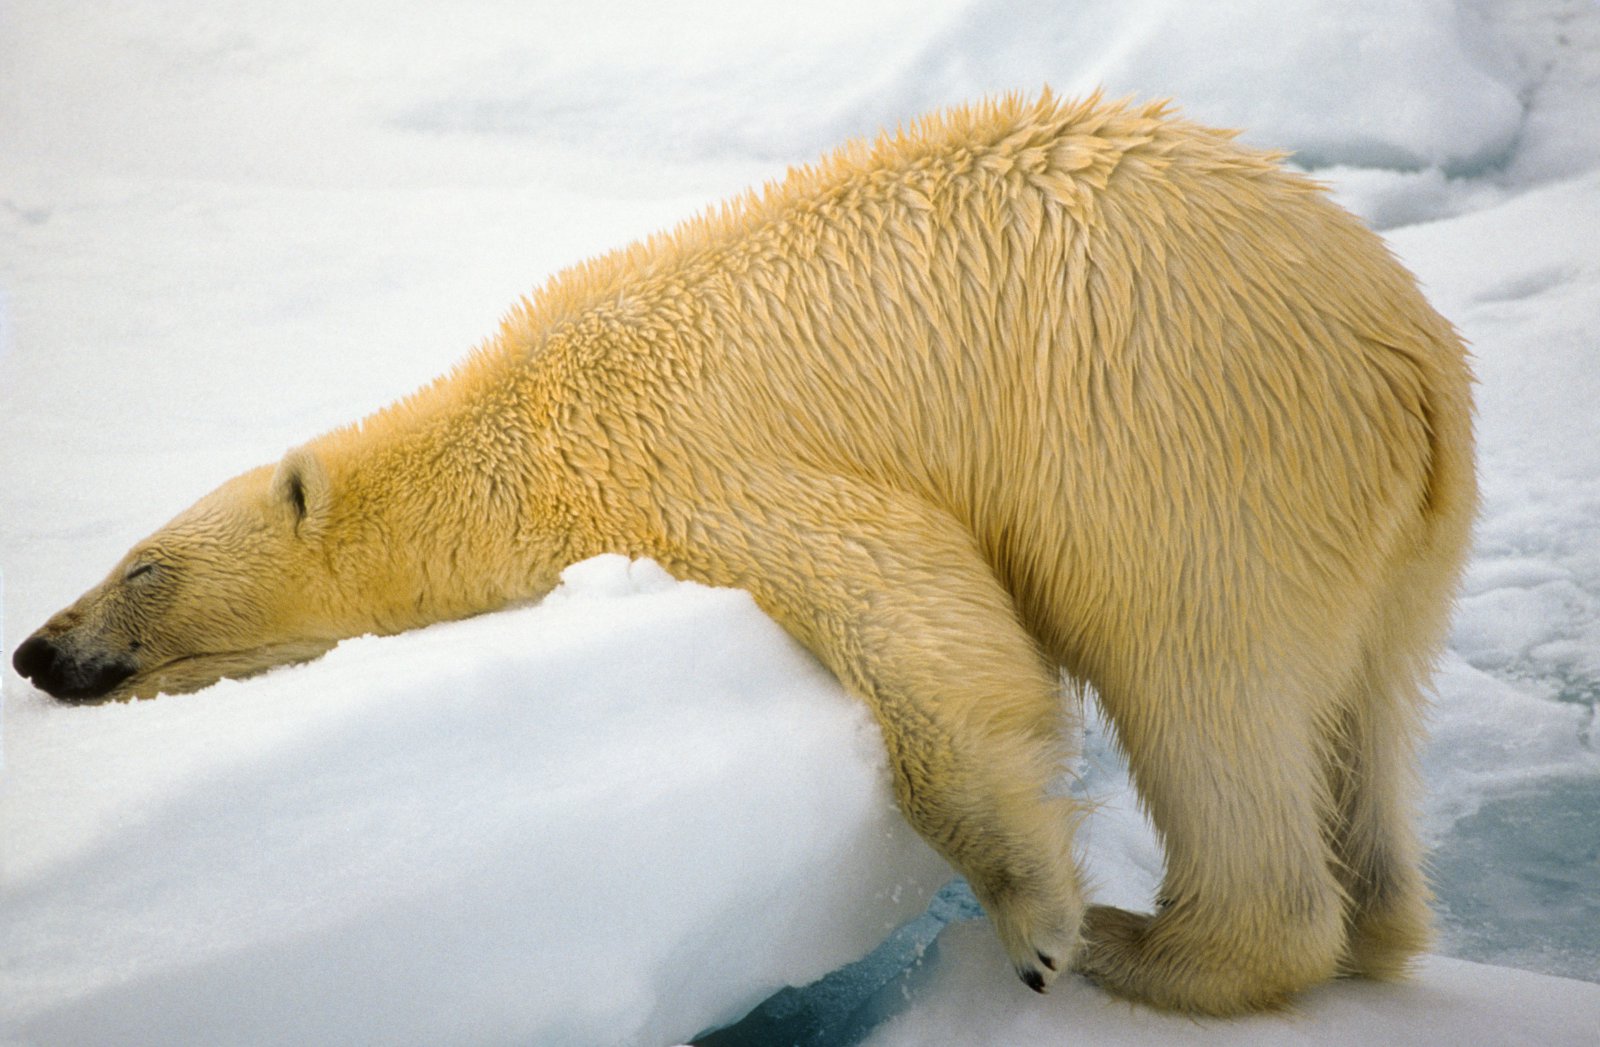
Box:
13 634 60 683
12 634 136 702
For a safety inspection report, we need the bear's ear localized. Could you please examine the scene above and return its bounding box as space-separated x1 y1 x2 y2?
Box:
270 445 331 532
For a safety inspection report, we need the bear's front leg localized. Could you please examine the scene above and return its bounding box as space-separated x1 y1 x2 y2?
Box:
870 672 1087 992
686 473 1087 990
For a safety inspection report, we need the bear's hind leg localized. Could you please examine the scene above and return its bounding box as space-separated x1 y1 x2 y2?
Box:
1076 672 1347 1014
1329 644 1435 980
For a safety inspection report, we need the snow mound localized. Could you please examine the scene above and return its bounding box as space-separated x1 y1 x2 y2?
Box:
0 557 950 1047
851 0 1525 175
384 0 1535 189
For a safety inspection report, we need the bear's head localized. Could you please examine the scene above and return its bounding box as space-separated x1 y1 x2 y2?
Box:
13 448 348 703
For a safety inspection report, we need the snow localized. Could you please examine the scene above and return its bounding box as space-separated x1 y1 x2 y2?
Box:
867 922 1600 1047
3 0 1599 1044
2 557 950 1046
847 0 1528 173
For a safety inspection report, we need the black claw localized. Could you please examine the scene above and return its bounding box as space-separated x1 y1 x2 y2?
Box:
1037 950 1058 972
1021 967 1048 994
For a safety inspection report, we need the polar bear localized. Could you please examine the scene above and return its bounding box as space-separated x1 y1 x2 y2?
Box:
13 93 1476 1014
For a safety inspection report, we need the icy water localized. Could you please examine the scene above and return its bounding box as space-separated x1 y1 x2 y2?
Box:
1435 773 1600 984
698 882 985 1047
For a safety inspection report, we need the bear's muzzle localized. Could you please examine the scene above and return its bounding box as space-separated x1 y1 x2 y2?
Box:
12 633 136 703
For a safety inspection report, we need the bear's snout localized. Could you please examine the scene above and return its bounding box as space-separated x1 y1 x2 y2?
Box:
12 633 136 703
12 634 57 682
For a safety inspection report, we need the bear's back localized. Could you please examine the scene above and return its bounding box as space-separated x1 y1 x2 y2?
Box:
510 94 1473 675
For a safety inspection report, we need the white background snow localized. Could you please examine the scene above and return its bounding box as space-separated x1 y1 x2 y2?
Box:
2 1 1599 1044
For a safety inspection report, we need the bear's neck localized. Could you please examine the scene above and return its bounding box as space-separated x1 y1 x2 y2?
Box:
315 355 587 635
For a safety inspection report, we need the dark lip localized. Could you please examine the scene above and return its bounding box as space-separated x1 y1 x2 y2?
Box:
36 659 138 704
37 651 214 704
14 640 227 704
26 638 339 704
64 648 236 702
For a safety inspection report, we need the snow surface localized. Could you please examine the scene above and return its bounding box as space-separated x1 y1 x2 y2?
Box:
866 922 1600 1047
3 0 1599 1044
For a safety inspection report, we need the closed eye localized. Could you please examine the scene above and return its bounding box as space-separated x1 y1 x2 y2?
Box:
125 562 157 582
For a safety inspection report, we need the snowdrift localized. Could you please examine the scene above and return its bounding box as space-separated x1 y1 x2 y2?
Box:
1 558 950 1046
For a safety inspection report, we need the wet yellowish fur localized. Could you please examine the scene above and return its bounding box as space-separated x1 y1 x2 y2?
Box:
19 92 1476 1014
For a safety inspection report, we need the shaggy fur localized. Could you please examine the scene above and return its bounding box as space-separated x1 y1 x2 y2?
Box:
15 92 1476 1014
